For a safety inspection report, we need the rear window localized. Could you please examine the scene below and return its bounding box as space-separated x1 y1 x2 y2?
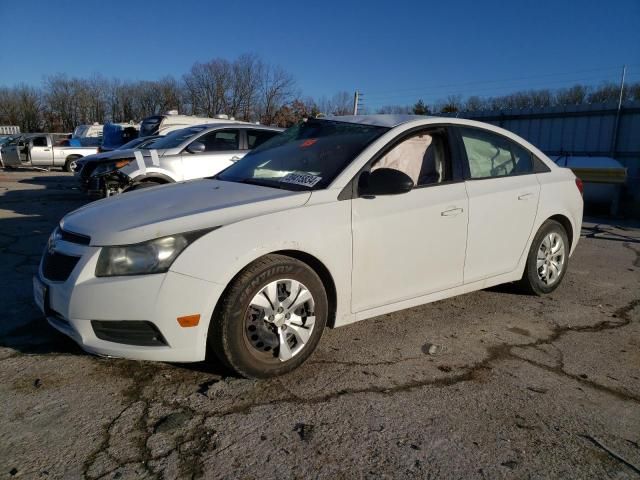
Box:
149 126 208 150
247 129 280 149
459 127 533 178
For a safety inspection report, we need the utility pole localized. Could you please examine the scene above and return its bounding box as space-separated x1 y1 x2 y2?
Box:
610 65 626 156
353 90 360 115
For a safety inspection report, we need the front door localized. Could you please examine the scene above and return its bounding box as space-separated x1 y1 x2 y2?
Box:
456 126 541 283
29 135 53 166
181 129 243 180
351 128 468 313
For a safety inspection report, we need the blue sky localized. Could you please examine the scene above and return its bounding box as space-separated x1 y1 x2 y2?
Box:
1 0 638 110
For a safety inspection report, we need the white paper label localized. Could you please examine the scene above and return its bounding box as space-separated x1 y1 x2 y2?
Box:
280 172 322 188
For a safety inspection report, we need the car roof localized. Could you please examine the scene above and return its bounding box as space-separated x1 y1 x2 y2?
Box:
190 122 284 132
322 114 437 128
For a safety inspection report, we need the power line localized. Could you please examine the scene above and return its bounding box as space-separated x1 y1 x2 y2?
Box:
365 73 629 101
365 73 638 107
363 64 639 98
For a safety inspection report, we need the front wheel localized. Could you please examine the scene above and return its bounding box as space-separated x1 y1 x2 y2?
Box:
126 181 163 192
208 254 327 378
519 219 570 295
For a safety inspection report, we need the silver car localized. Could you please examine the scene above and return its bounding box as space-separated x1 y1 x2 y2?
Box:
86 123 283 196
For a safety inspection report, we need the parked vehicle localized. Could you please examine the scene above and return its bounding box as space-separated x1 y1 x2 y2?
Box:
1 133 98 171
98 122 141 152
73 123 103 138
34 115 583 378
139 111 239 137
85 123 282 196
75 136 162 195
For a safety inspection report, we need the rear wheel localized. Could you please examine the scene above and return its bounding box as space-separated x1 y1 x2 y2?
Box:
519 219 569 295
208 254 327 378
64 156 81 172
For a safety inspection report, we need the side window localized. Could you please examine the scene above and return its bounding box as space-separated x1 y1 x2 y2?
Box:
371 130 451 187
197 130 239 152
459 127 532 179
32 136 48 147
247 129 279 149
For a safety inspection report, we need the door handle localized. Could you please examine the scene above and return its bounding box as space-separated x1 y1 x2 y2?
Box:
441 207 464 216
43 148 50 151
518 193 534 200
230 156 241 162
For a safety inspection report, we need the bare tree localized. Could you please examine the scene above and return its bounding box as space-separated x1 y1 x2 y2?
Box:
183 59 232 117
228 54 262 120
464 96 484 112
258 65 296 125
587 82 622 104
376 104 411 114
555 84 588 106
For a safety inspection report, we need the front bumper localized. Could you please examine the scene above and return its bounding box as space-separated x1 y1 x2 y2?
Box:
35 239 224 362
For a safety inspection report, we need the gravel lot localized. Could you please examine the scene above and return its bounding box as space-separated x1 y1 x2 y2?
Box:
0 169 639 480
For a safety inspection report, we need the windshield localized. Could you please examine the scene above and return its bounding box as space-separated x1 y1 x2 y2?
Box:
0 135 18 146
117 137 153 150
140 115 164 137
149 126 208 150
217 119 388 190
73 125 89 138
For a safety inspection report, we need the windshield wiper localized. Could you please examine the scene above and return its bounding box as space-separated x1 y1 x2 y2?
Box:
236 178 288 190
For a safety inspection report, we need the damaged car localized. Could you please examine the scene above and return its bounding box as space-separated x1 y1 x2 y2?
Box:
86 123 283 197
75 135 162 196
35 115 583 378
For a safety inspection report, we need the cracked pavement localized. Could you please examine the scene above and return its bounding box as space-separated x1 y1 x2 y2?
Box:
0 170 639 479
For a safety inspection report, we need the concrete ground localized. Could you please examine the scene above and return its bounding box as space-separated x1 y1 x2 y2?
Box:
0 169 639 480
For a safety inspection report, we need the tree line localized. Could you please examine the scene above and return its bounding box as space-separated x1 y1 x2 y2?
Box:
0 53 354 133
376 81 640 115
2 52 639 133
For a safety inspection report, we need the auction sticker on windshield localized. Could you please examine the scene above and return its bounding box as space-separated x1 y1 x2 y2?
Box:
280 172 322 188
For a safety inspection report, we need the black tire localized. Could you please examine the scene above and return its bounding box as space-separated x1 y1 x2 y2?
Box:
64 156 81 172
127 181 163 191
208 254 328 378
518 219 570 296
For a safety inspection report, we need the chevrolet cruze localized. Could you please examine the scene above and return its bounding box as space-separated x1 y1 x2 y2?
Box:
35 115 583 378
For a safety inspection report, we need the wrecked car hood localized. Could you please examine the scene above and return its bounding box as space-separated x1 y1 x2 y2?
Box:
61 179 311 245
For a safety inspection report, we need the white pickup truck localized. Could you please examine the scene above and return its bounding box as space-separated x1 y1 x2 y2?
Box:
1 133 100 171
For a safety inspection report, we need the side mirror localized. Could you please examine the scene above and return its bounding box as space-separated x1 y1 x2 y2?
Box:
358 168 414 196
186 141 205 154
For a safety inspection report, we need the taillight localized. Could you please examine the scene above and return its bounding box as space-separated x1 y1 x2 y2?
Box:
575 178 584 196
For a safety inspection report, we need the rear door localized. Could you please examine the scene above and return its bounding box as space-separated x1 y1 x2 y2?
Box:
456 126 540 283
181 128 241 180
29 135 53 166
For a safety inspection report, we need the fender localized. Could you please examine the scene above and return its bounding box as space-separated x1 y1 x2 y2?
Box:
129 172 176 185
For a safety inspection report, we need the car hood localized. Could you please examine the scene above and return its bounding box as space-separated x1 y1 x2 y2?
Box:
80 149 141 165
61 179 311 245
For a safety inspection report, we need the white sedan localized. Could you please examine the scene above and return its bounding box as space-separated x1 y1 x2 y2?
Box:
35 115 583 378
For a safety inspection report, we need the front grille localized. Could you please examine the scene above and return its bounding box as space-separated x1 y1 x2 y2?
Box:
42 251 80 282
60 229 91 245
91 320 168 346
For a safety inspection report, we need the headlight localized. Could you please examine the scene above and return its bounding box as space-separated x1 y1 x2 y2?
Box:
91 159 133 177
95 229 214 277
